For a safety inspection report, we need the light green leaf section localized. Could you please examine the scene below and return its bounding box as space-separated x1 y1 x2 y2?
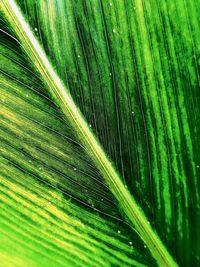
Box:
0 161 143 267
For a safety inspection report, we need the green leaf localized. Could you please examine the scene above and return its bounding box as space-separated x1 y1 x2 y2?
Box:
0 0 199 266
0 29 153 267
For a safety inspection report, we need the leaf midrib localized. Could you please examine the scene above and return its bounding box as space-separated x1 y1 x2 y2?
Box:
0 0 178 266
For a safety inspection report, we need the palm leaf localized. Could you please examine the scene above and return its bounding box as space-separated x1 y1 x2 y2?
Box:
0 0 199 266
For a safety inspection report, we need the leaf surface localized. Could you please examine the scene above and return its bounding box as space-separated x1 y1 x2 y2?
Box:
0 0 199 266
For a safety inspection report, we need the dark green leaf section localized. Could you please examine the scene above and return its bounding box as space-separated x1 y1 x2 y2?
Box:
17 0 200 266
0 36 155 267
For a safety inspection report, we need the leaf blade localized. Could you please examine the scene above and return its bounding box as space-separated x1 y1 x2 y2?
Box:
0 0 179 266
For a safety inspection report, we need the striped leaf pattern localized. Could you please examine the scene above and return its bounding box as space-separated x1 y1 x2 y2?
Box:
0 0 199 266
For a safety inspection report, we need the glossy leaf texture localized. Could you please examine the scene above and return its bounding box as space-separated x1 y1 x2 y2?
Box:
0 0 200 266
0 32 155 267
